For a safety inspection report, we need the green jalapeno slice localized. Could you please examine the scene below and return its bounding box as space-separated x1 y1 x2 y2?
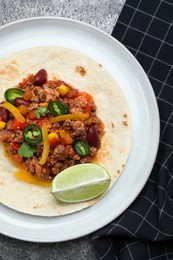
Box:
48 100 69 116
23 124 42 146
72 140 90 157
4 88 24 105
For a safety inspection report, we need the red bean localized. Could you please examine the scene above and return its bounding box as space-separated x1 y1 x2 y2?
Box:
14 98 30 107
0 107 9 122
33 69 47 86
87 125 100 149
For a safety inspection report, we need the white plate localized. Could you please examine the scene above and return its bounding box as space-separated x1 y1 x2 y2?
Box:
0 17 160 242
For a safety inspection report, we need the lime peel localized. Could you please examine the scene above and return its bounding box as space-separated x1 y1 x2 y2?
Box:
52 178 110 192
51 163 111 203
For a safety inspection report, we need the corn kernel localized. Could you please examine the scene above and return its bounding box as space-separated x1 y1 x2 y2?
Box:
58 84 69 96
48 132 60 148
48 132 59 141
0 121 6 130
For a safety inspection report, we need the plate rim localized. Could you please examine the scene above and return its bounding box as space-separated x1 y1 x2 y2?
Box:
0 16 160 242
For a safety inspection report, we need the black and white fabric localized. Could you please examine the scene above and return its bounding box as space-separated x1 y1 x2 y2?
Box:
92 0 173 259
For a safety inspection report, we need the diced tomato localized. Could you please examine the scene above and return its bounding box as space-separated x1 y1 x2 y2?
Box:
36 117 49 128
11 118 26 130
11 154 23 164
80 92 93 102
84 103 91 114
66 88 78 98
19 78 29 87
65 145 76 158
78 92 93 114
78 91 94 114
26 111 36 120
19 74 32 87
11 141 20 150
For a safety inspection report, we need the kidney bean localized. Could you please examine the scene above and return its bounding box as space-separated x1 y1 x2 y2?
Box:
14 98 30 107
33 69 47 86
0 107 9 122
87 125 100 149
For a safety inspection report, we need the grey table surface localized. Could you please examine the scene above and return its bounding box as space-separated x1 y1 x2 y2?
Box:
0 0 125 259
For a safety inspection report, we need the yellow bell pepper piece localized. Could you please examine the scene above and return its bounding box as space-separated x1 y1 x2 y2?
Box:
59 130 73 145
85 116 95 125
0 121 6 130
39 102 48 107
18 104 28 115
39 122 50 166
58 84 69 96
50 113 89 123
0 102 25 123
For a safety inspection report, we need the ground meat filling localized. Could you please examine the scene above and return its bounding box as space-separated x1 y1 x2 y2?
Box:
0 69 104 180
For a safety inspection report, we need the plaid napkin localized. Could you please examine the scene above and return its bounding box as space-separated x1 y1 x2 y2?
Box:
92 0 173 259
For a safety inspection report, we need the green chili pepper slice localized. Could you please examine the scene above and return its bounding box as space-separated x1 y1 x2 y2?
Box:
23 124 42 146
72 140 90 157
4 88 24 105
48 100 69 116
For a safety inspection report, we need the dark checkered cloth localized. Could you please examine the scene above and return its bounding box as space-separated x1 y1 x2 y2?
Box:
92 0 173 259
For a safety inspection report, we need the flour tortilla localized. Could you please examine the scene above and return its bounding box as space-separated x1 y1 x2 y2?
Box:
0 46 132 216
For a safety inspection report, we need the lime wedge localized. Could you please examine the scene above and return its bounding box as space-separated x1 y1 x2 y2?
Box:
51 163 111 203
